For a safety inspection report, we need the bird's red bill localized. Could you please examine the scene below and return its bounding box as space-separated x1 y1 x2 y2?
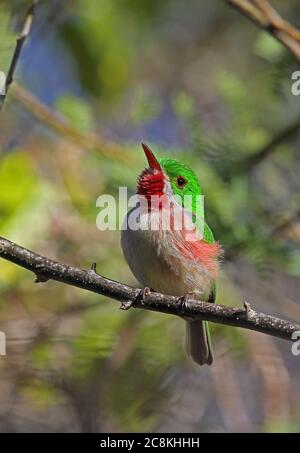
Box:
141 143 161 171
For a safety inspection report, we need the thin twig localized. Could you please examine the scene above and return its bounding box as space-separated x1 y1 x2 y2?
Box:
226 0 300 63
1 3 130 162
271 211 300 238
10 84 131 162
0 1 36 111
237 116 300 174
0 236 299 341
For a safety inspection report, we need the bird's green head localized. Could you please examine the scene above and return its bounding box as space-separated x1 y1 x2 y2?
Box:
137 143 203 214
159 157 201 199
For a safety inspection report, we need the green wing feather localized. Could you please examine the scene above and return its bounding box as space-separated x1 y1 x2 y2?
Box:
204 222 215 244
203 222 217 359
203 222 217 300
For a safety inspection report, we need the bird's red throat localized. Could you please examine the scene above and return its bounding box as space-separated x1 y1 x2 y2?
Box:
137 168 165 200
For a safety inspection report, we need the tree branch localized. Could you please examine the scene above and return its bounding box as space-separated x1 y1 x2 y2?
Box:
226 0 300 63
10 84 131 163
0 2 130 163
0 1 36 111
235 116 300 175
0 236 299 342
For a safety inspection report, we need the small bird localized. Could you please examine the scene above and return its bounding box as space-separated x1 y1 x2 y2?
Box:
121 143 222 365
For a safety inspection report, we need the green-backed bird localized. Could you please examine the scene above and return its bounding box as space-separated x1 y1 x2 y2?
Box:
121 143 222 365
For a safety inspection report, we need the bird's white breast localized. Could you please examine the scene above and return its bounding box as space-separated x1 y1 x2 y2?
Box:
121 208 214 299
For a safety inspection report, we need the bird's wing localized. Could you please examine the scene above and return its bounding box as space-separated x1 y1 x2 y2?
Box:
202 222 217 362
204 222 215 244
204 222 217 303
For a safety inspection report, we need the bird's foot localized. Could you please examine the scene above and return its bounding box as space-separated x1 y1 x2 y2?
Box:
177 293 198 320
177 294 190 317
120 286 151 311
138 286 151 303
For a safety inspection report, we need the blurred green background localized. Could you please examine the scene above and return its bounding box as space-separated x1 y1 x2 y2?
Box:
0 0 300 433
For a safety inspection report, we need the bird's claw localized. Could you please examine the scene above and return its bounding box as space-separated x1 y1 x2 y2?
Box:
177 294 189 315
138 286 151 303
120 287 151 311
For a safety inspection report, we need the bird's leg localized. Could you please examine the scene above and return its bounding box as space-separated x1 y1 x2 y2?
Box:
177 292 195 320
138 286 151 302
120 286 151 310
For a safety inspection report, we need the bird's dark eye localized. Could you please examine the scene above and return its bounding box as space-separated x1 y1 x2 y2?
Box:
176 176 187 188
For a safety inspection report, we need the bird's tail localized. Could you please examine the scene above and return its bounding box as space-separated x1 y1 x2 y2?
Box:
185 320 213 366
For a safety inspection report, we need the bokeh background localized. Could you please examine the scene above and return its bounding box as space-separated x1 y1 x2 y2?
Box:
0 0 300 433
